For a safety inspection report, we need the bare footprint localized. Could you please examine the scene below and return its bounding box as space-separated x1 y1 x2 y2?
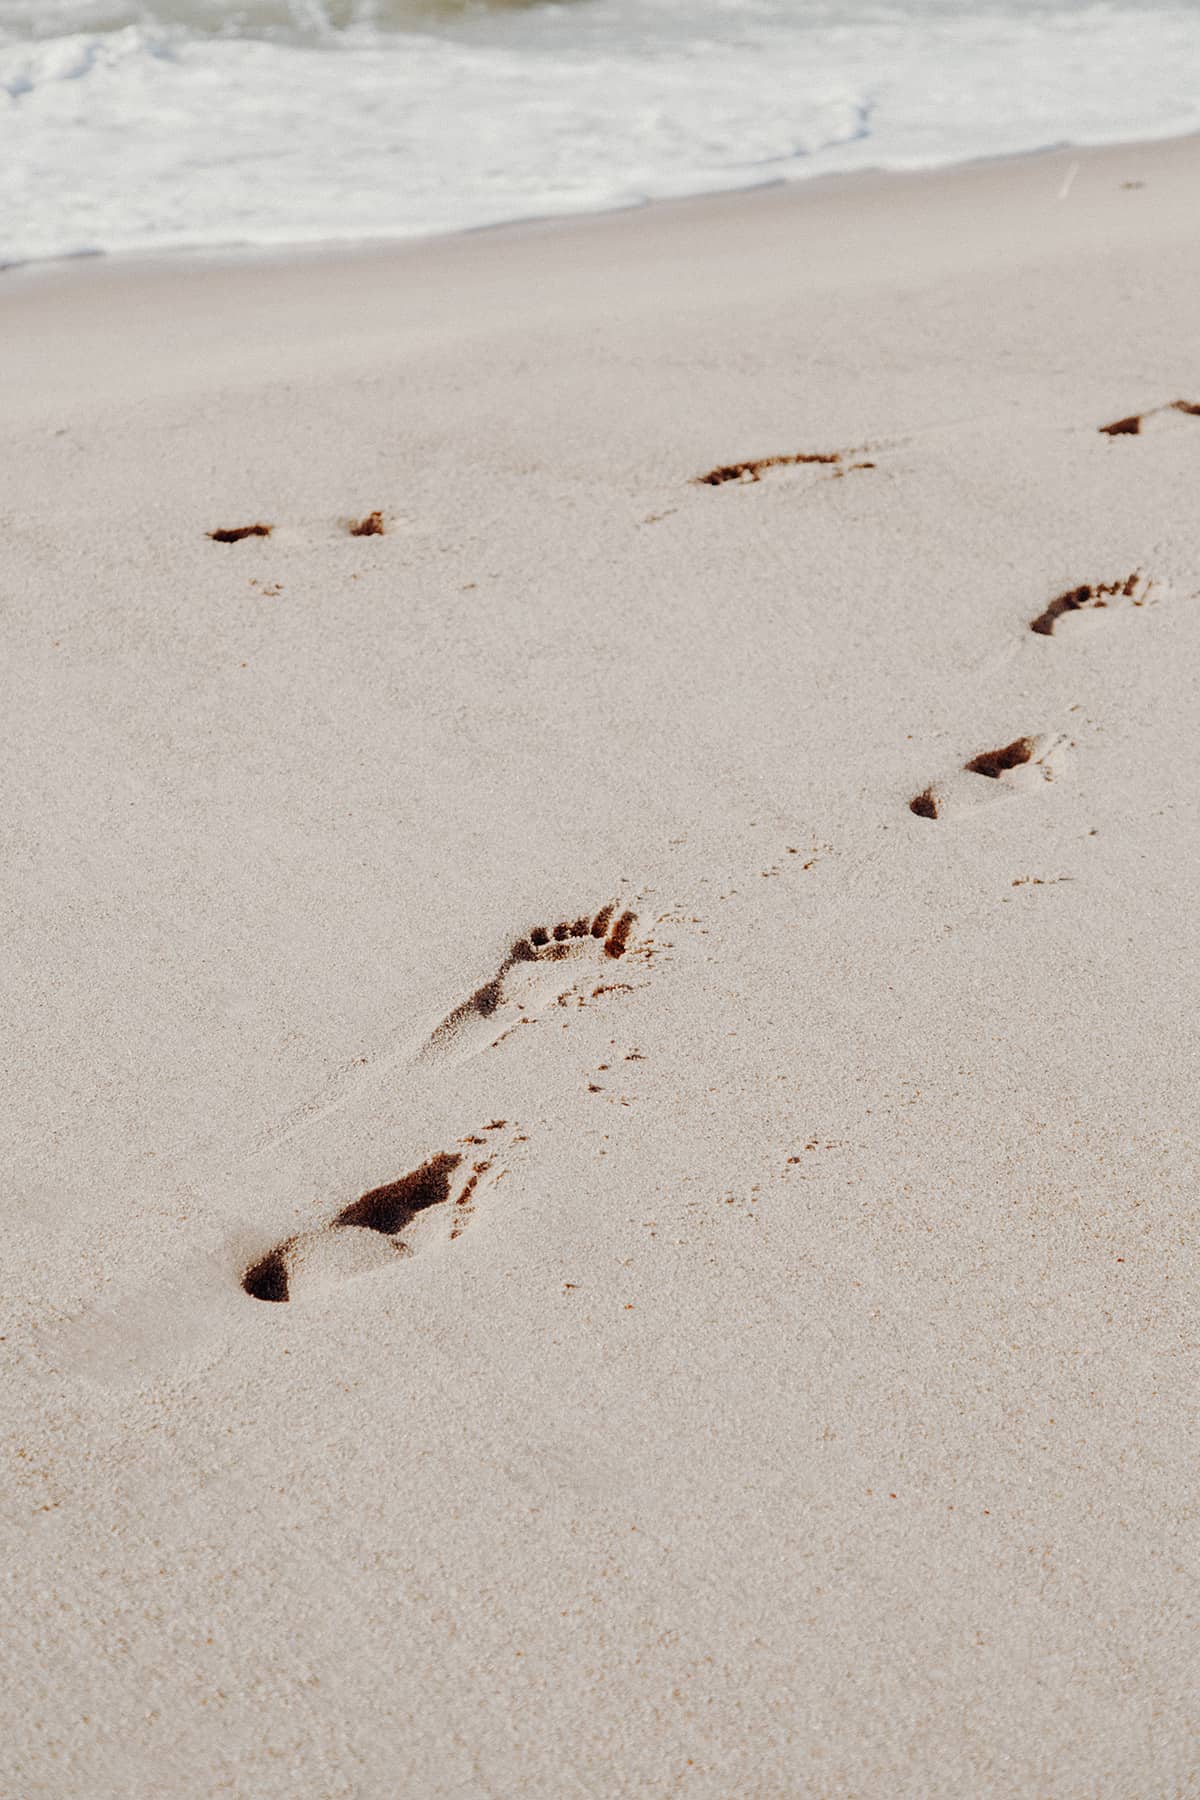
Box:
207 522 272 542
45 905 650 1359
692 449 874 487
241 906 642 1303
242 1138 510 1305
909 732 1071 821
1029 571 1159 636
420 903 638 1065
1099 399 1200 437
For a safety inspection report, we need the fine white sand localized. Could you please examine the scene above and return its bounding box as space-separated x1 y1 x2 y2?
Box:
3 137 1199 1797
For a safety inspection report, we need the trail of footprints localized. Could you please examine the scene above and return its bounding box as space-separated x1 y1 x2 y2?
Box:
688 396 1199 495
212 397 1199 544
690 412 1185 831
208 510 385 542
241 905 638 1304
235 398 1191 1313
907 565 1168 820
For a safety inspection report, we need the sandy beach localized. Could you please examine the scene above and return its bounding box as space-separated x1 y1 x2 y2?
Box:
3 134 1199 1795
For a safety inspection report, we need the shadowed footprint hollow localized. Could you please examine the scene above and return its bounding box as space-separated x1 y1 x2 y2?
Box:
242 1150 471 1304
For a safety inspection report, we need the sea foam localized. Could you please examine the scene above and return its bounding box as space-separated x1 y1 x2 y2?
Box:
2 0 1199 269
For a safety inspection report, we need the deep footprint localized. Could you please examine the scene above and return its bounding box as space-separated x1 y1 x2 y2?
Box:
242 1248 292 1303
335 1150 462 1233
421 903 638 1064
242 1145 503 1304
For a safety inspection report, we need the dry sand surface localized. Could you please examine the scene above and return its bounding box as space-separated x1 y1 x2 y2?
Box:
3 136 1200 1797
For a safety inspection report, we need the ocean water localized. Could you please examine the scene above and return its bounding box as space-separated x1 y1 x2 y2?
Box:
2 0 1199 268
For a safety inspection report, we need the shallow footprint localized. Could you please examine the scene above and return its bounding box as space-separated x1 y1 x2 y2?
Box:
420 903 638 1065
693 449 843 485
1029 571 1160 636
909 732 1070 821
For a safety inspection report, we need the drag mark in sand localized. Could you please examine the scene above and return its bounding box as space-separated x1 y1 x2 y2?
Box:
421 903 639 1065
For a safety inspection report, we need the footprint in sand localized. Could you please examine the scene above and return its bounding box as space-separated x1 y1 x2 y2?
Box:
242 1134 512 1305
37 904 645 1352
241 903 642 1304
909 732 1071 821
1099 399 1200 437
1028 571 1161 637
420 902 638 1065
691 449 875 487
207 522 273 542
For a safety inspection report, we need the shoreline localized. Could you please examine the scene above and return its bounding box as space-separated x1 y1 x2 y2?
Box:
2 125 1196 293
